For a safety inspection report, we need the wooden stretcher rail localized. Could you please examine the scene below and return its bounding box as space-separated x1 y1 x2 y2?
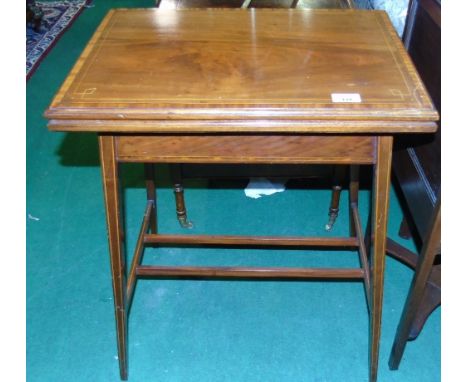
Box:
126 201 153 310
144 234 359 247
126 204 367 306
135 265 365 279
351 202 371 305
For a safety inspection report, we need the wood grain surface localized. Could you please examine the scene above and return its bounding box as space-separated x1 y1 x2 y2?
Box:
45 8 438 131
115 134 376 164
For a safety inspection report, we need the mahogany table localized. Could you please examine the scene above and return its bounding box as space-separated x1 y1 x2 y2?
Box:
45 8 438 381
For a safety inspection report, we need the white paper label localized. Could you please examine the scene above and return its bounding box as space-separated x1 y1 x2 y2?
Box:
331 93 362 103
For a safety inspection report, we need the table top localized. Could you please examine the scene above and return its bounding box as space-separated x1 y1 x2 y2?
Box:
45 8 438 133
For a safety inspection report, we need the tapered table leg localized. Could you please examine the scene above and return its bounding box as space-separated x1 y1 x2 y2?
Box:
99 135 128 380
398 216 412 240
389 200 441 370
369 136 393 382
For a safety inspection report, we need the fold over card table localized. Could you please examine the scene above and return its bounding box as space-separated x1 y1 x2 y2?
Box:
45 8 438 381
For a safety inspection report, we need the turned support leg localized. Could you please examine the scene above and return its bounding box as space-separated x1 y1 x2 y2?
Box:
325 166 346 231
170 164 193 229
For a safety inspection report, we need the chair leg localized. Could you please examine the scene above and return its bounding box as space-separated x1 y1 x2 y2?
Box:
386 239 441 341
407 264 440 341
325 166 346 231
389 199 441 370
170 164 193 229
398 216 412 240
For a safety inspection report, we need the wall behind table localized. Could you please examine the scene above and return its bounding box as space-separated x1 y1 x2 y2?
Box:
354 0 410 37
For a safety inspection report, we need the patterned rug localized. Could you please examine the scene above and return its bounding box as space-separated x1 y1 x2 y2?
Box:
26 0 89 79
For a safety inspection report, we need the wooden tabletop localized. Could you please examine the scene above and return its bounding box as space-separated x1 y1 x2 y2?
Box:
45 8 438 133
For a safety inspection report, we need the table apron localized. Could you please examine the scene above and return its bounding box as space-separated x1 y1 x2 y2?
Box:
114 134 377 165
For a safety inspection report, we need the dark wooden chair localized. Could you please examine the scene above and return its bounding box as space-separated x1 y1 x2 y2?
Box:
388 197 440 369
386 0 441 369
153 0 356 230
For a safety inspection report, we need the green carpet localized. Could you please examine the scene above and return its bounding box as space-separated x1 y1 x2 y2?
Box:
26 1 440 381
